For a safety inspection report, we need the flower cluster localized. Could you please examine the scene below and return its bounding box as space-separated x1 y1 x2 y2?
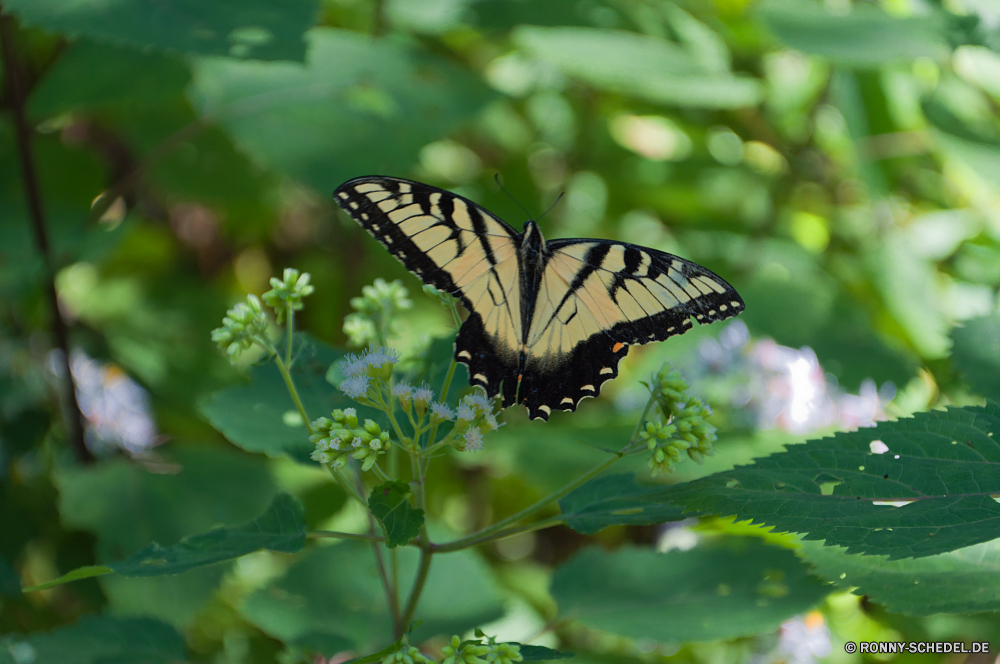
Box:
262 268 314 324
641 365 717 476
453 392 501 452
440 635 522 664
382 638 433 664
211 295 270 362
343 278 413 347
337 347 401 404
310 408 391 471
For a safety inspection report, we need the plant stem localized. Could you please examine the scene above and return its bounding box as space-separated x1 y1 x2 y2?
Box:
398 546 433 636
433 452 623 552
371 463 391 483
432 515 565 552
285 308 295 368
273 353 311 431
0 12 92 463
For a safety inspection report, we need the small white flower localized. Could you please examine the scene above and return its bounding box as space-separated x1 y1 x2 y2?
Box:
392 381 414 399
413 383 434 405
431 402 456 421
369 439 383 451
340 375 370 399
463 426 484 451
339 352 367 377
352 436 364 449
464 392 491 415
310 449 330 463
456 403 477 421
365 346 400 369
483 412 501 431
343 408 356 419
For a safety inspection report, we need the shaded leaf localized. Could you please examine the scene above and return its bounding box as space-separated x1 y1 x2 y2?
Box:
293 631 355 657
189 29 494 192
369 480 424 548
663 404 1000 559
559 474 689 535
514 26 763 109
240 540 503 650
551 538 827 642
799 538 1000 616
952 312 1000 402
517 645 575 661
0 616 184 664
3 0 318 61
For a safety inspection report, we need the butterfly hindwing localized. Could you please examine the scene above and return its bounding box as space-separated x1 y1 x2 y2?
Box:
334 176 523 400
516 239 744 419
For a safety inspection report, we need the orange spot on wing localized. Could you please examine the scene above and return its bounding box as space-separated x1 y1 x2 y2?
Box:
612 342 625 353
518 373 523 383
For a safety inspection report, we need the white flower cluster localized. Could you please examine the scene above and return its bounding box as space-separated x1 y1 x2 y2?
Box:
337 346 401 401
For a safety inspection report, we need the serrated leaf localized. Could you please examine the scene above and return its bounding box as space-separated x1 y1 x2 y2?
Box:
368 480 424 548
0 616 185 664
551 538 827 642
952 312 1000 402
799 538 1000 616
3 0 318 61
663 404 1000 559
559 474 690 535
109 493 306 576
516 645 575 661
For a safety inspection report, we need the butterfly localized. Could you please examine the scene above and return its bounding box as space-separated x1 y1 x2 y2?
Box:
334 176 744 421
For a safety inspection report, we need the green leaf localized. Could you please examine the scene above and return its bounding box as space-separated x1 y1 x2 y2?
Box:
368 480 425 548
663 404 1000 559
28 40 191 119
104 493 306 577
559 474 690 535
293 631 355 657
23 566 113 593
952 312 1000 402
799 538 1000 616
240 540 503 650
551 538 827 642
0 616 185 664
517 645 575 661
513 26 763 109
0 557 22 597
200 338 371 461
55 444 276 627
3 0 318 61
189 29 494 192
757 2 950 67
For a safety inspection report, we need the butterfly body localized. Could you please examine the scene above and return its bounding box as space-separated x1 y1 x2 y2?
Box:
334 176 744 421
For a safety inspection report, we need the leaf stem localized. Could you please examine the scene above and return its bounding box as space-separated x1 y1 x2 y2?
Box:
273 352 311 432
308 530 385 543
397 546 433 637
432 515 565 552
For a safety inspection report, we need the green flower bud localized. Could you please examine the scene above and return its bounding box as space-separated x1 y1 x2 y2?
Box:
262 268 314 324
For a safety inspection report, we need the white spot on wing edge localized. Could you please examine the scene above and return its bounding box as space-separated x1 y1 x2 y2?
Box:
600 367 613 375
474 373 489 384
538 405 551 415
560 397 574 405
338 191 350 199
580 384 595 392
457 350 472 360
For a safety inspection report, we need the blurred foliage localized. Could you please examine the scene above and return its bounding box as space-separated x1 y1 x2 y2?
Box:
2 0 1000 662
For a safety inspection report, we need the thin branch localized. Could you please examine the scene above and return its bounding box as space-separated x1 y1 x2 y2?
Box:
0 9 92 463
308 530 385 543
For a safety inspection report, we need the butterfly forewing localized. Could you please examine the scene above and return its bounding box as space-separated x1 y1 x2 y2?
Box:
334 176 523 399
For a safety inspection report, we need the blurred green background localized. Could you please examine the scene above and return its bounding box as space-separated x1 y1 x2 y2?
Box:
2 0 1000 662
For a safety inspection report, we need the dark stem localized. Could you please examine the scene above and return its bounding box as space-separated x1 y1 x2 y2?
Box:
0 9 92 463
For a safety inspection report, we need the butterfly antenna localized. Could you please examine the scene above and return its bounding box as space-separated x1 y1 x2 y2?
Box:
494 173 535 222
538 192 565 223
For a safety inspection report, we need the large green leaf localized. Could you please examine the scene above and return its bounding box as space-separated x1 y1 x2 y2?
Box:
4 0 318 61
513 26 762 109
189 29 494 192
199 338 370 461
758 2 950 67
55 444 276 626
559 474 689 535
799 538 1000 616
240 540 503 650
952 312 1000 402
0 616 184 664
551 538 827 643
663 404 1000 559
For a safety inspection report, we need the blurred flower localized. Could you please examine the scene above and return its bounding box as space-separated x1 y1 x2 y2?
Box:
48 350 157 454
695 322 892 434
777 613 832 664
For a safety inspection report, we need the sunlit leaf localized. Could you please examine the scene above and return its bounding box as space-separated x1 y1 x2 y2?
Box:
799 537 1000 616
664 404 1000 559
551 538 827 642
